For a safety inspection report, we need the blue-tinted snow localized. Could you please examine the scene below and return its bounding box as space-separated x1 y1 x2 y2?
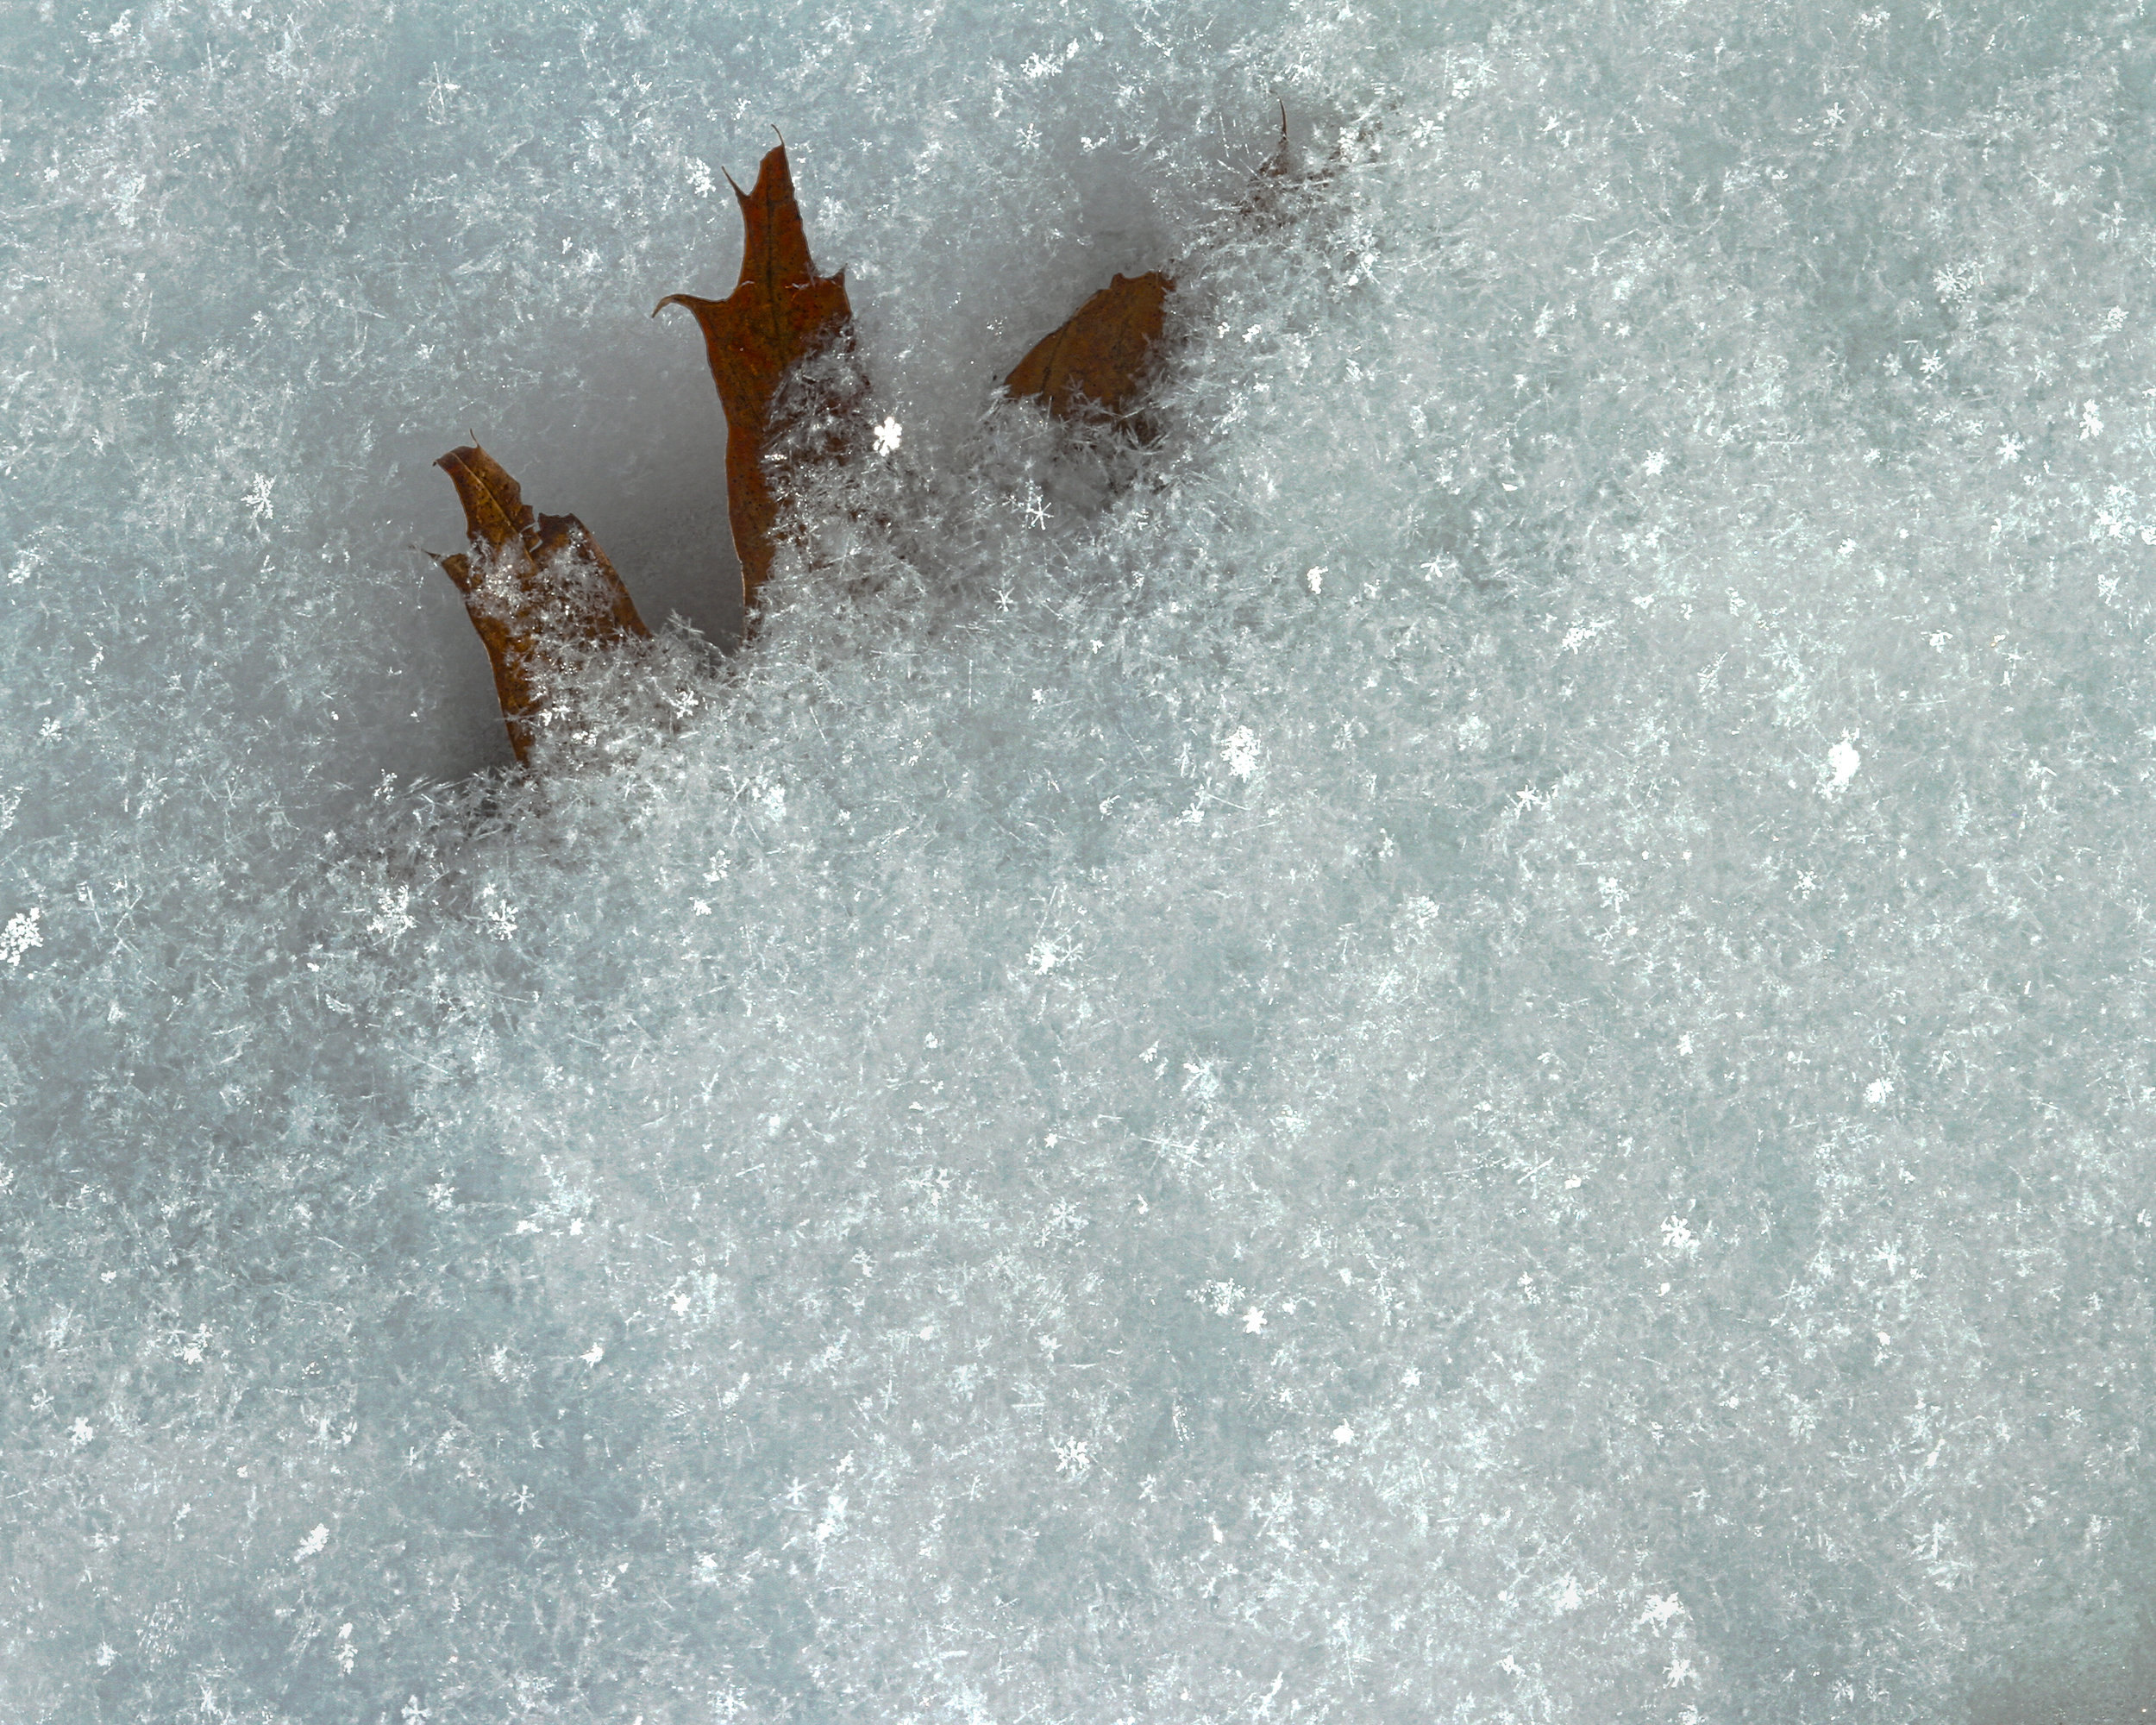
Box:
6 1 2156 1720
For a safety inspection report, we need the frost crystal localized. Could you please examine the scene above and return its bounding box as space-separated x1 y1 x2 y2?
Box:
0 907 41 968
1827 735 1861 792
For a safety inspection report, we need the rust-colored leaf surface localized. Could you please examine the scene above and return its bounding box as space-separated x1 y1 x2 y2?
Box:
1002 269 1175 430
430 443 650 766
655 140 856 631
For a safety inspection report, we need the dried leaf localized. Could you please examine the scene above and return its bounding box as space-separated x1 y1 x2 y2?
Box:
430 444 650 766
1002 269 1175 433
1001 109 1291 436
656 139 856 632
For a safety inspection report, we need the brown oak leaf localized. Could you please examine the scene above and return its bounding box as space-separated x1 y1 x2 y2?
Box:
655 139 856 635
1002 269 1175 436
430 444 650 766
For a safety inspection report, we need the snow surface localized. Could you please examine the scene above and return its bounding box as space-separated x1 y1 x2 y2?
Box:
9 0 2156 1720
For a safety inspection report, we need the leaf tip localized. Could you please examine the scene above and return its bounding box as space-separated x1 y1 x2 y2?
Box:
435 442 489 481
429 549 473 593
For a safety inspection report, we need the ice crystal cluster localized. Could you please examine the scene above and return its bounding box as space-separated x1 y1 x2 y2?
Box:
8 1 2156 1721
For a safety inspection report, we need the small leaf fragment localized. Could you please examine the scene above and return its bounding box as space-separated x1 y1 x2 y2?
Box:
1002 270 1175 432
429 444 650 766
656 140 857 632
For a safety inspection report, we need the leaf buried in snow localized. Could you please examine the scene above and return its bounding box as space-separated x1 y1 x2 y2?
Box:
1237 100 1298 228
1003 269 1175 435
655 140 856 631
430 444 650 767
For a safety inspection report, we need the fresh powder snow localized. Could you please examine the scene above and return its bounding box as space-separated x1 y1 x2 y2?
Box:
5 3 2156 1721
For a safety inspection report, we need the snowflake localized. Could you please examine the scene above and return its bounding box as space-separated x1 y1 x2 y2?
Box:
1053 1437 1093 1477
1561 616 1613 655
293 1523 329 1563
873 416 903 456
1242 1305 1267 1334
1636 1591 1686 1633
368 886 416 944
0 906 41 968
1197 1280 1244 1316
